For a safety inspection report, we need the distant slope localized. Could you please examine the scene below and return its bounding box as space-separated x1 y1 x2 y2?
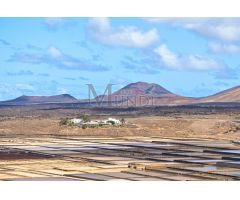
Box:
0 94 78 105
198 86 240 103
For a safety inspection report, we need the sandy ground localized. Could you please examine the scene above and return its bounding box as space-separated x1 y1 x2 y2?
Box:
0 111 240 141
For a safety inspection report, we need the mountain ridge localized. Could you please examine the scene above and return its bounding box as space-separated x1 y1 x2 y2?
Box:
197 85 240 103
1 94 78 105
1 82 240 106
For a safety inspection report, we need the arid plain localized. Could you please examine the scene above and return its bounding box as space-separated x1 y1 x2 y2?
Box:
1 105 240 180
0 106 240 140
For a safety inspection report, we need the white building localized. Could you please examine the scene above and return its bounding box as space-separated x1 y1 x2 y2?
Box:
69 118 82 124
69 117 122 127
106 118 121 125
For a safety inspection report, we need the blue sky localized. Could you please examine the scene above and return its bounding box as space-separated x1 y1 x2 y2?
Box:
0 17 240 100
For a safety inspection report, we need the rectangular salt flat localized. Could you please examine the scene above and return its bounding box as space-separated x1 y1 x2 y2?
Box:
67 173 116 181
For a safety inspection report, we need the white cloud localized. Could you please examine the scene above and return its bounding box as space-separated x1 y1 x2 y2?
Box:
15 83 35 91
145 18 240 41
154 44 224 71
208 42 240 53
8 46 108 71
145 18 205 25
154 44 180 67
57 87 68 94
89 18 111 32
187 22 240 41
0 83 36 100
48 46 63 58
187 55 222 70
89 18 159 48
44 18 76 30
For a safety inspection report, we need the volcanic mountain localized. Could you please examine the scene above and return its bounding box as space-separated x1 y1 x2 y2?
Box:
97 82 192 106
113 82 173 96
198 86 240 103
1 94 78 105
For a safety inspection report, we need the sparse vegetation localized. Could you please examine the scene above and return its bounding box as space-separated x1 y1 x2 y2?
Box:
120 118 125 125
82 124 87 129
106 120 115 125
81 114 90 123
59 118 74 126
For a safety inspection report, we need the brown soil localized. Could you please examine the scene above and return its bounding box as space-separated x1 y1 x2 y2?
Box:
0 106 239 141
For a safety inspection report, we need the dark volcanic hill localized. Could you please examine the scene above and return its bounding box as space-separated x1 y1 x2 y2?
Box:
1 94 78 105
